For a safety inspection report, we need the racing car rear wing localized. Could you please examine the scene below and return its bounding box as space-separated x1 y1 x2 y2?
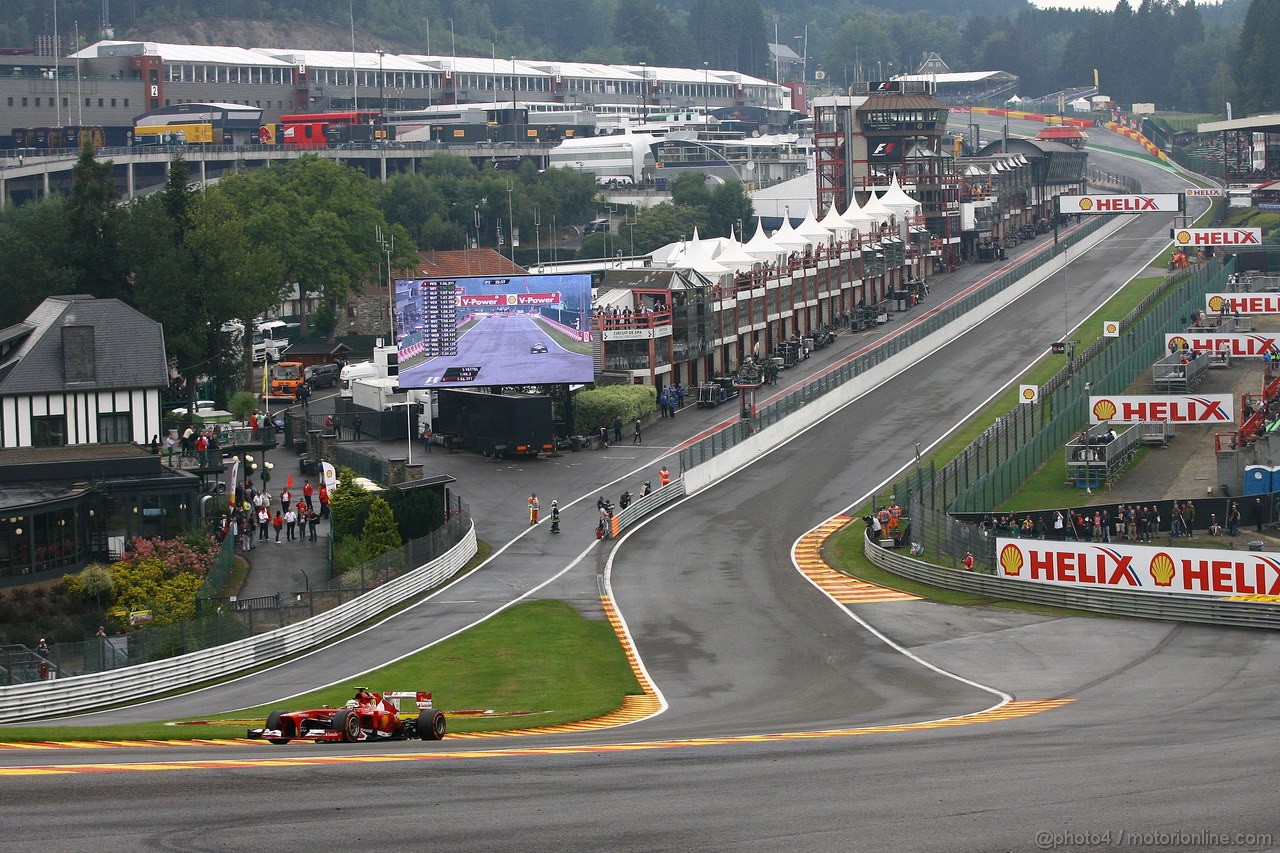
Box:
383 691 433 709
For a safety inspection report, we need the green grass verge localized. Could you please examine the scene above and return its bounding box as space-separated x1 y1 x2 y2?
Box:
0 600 641 743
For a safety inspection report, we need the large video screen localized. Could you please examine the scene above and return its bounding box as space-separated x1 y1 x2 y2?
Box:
395 273 595 388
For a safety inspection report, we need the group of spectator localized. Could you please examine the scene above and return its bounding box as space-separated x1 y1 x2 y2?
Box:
224 479 329 551
594 302 668 328
977 501 1234 542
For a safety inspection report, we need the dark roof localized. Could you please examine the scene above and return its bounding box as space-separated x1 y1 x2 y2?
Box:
599 268 707 291
0 295 168 396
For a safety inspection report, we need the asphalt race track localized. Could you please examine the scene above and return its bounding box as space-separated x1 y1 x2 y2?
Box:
4 138 1280 852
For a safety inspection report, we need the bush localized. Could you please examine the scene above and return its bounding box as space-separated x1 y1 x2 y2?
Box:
229 391 258 422
332 536 367 575
362 496 402 561
572 384 657 435
330 468 374 540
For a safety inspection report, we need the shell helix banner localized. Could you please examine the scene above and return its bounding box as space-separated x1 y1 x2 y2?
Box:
995 538 1280 599
1165 332 1280 357
1057 193 1182 214
1205 293 1280 315
1088 394 1234 424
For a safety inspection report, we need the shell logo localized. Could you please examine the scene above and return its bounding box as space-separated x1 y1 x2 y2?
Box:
1021 387 1037 401
1207 295 1225 312
999 543 1024 576
1092 398 1117 420
1175 230 1192 244
1104 322 1119 335
1168 335 1188 350
1079 198 1094 210
1149 552 1176 587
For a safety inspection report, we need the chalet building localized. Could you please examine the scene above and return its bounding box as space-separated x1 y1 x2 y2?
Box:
0 295 201 584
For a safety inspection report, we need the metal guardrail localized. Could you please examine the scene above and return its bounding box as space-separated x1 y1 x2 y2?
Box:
0 523 477 720
611 479 687 536
864 533 1280 630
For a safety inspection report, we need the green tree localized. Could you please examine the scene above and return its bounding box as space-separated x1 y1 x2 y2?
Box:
362 496 403 561
65 143 128 302
329 468 375 541
0 197 76 328
707 181 755 239
1235 0 1280 114
64 563 114 611
629 203 704 255
216 157 413 339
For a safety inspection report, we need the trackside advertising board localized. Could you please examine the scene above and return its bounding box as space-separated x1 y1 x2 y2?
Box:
1165 332 1280 358
1171 227 1262 247
1088 394 1234 424
1057 194 1182 214
1205 293 1280 315
394 273 594 388
995 538 1280 599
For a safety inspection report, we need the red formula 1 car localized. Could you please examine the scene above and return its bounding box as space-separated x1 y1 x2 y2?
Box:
247 688 447 744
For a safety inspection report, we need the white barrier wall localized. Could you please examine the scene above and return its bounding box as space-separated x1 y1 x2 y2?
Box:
683 216 1128 495
0 525 477 722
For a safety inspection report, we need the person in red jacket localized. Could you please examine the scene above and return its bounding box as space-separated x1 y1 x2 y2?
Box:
272 510 284 542
318 484 330 518
303 480 314 511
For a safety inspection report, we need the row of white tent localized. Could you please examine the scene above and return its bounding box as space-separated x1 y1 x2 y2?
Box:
657 175 924 276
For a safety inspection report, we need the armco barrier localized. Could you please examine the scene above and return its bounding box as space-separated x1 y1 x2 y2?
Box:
682 214 1129 495
864 533 1280 630
612 479 687 535
0 524 477 722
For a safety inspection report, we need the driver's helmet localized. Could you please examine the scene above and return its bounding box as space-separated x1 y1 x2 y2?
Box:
345 699 359 709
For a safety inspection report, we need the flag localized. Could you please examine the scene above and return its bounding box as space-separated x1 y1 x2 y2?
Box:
228 458 240 507
1103 320 1120 338
1019 385 1039 405
320 461 338 491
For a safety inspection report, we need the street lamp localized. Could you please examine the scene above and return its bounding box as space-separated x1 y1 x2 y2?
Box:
703 61 709 122
639 61 648 120
377 49 385 127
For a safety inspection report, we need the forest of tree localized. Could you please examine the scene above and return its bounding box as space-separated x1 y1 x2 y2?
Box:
1 0 1261 114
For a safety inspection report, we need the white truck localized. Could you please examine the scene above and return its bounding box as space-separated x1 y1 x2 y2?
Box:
220 319 295 362
339 343 399 399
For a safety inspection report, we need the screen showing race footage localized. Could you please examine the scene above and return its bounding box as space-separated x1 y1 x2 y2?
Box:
394 273 594 388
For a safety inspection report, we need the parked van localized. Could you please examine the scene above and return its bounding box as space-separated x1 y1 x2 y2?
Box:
304 362 342 389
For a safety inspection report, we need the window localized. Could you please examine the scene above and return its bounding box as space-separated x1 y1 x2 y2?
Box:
34 97 40 106
32 415 67 447
97 98 103 107
110 98 116 107
123 98 128 107
97 413 131 444
21 97 28 106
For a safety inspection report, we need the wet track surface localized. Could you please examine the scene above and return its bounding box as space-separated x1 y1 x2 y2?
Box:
5 135 1279 852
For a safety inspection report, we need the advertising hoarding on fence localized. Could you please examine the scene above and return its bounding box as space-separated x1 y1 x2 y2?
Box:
1205 293 1280 315
1172 227 1261 247
995 538 1280 599
1165 332 1280 357
1088 394 1234 424
1057 194 1182 214
395 274 594 388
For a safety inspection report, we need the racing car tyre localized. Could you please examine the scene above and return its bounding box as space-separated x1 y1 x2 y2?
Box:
335 709 363 742
419 710 446 740
264 711 293 745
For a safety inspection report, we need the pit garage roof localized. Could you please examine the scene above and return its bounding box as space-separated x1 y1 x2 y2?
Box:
1198 114 1280 134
